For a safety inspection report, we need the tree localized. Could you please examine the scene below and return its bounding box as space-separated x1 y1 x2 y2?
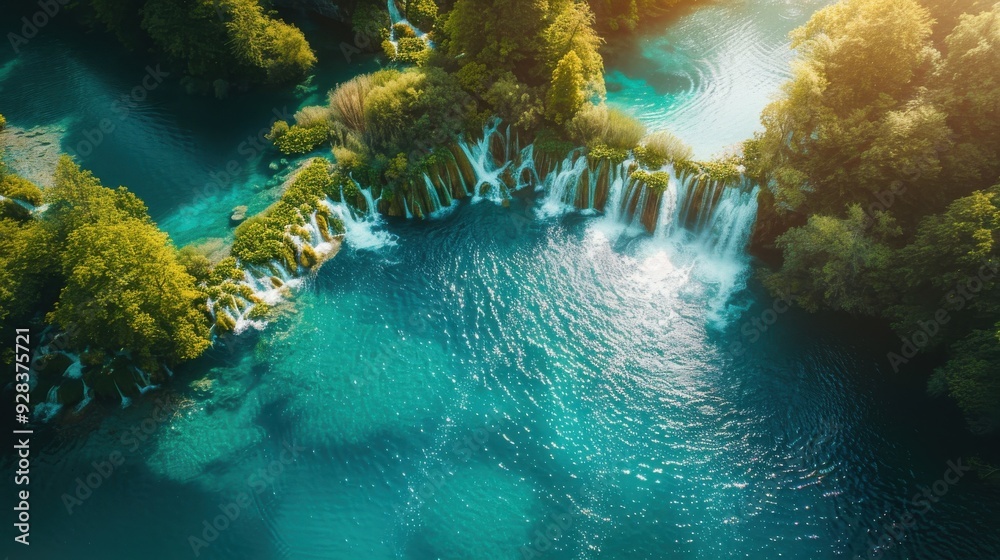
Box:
48 218 210 366
0 219 58 329
934 4 1000 186
764 205 900 315
444 0 552 84
931 328 1000 432
47 156 150 239
546 51 586 125
790 0 933 111
542 2 605 98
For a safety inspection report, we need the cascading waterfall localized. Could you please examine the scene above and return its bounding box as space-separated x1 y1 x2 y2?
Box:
410 120 760 257
387 0 432 45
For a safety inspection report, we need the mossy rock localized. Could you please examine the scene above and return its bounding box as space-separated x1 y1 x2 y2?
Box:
57 378 85 406
230 205 249 227
33 352 72 379
300 244 318 268
215 311 238 333
86 356 141 402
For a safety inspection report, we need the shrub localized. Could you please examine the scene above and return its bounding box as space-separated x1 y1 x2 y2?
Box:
353 2 391 43
266 120 290 141
632 169 671 192
0 174 44 206
232 159 333 266
406 0 438 30
177 246 213 283
294 105 332 129
232 217 289 266
587 144 629 164
272 124 330 155
635 131 693 169
394 37 430 64
604 108 646 151
284 159 334 206
566 104 645 150
329 73 380 135
393 22 417 38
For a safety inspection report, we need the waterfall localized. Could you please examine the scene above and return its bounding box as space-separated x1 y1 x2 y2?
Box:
403 120 759 258
423 175 447 216
699 183 760 260
539 153 587 217
387 0 432 45
458 120 510 202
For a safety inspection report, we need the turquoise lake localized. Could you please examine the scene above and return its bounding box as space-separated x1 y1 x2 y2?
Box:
2 1 1000 559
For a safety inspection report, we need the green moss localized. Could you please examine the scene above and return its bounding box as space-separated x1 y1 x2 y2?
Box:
272 124 330 155
215 311 237 333
232 217 288 266
587 144 629 165
632 169 671 192
300 243 318 268
699 155 743 185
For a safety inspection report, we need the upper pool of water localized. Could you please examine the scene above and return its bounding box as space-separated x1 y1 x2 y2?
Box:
605 0 829 158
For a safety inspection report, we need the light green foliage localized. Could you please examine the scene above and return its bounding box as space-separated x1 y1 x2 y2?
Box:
542 1 605 98
48 156 151 239
177 246 213 284
755 0 940 216
546 51 586 125
632 169 670 192
1 174 44 207
271 124 330 155
48 218 211 365
37 157 210 366
406 0 439 31
386 36 431 64
232 159 339 267
567 104 645 150
586 144 629 164
0 218 58 329
790 0 933 109
634 131 692 169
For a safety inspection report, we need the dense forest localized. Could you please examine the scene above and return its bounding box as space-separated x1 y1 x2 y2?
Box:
1 0 998 443
746 0 1000 434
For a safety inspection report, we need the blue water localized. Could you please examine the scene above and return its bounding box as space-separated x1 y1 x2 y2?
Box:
3 2 1000 559
604 0 829 158
10 199 1000 559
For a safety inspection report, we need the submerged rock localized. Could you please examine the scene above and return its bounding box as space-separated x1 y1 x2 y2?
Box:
229 205 249 227
57 378 85 406
34 352 72 378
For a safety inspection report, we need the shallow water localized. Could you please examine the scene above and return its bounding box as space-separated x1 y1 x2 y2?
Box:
3 2 1000 559
604 0 829 158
